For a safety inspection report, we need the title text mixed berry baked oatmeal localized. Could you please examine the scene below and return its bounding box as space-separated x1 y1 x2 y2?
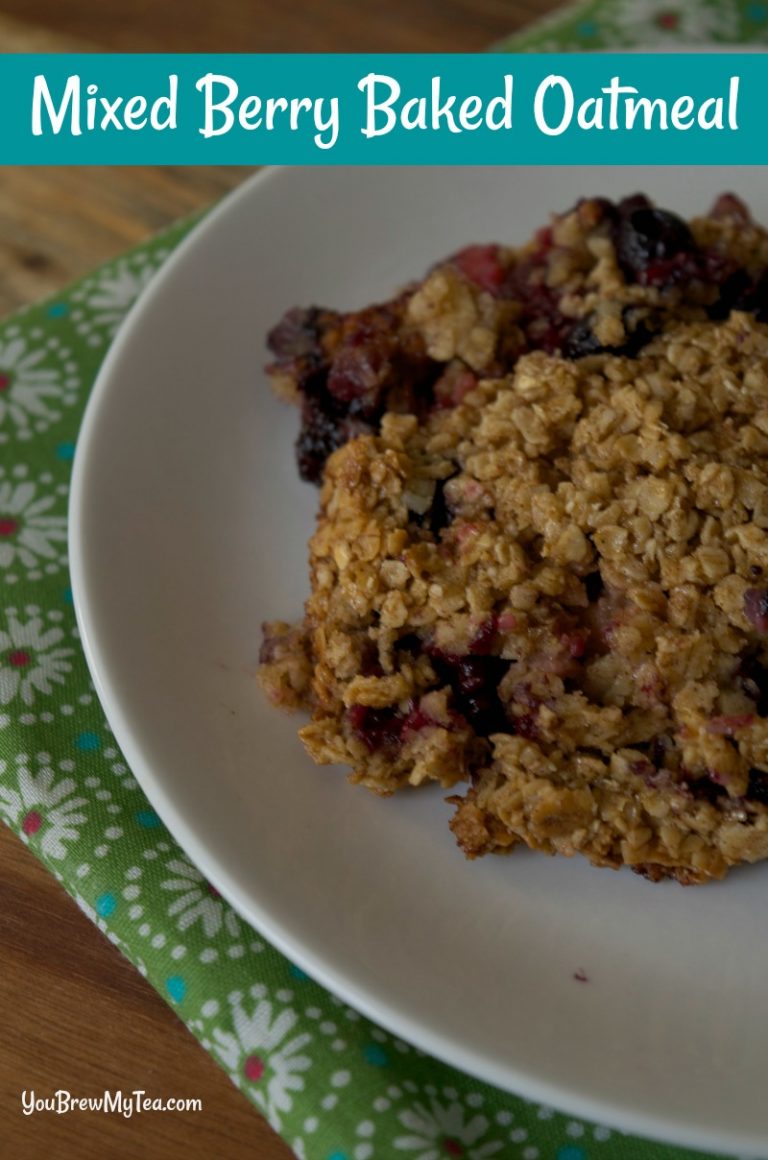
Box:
259 192 768 884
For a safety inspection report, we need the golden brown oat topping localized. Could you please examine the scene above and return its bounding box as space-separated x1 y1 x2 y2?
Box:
265 192 768 484
259 194 768 883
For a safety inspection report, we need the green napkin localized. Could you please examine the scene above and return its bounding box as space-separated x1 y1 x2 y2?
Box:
497 0 768 50
3 8 767 1160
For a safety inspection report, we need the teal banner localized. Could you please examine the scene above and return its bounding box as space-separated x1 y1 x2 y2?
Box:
1 52 764 163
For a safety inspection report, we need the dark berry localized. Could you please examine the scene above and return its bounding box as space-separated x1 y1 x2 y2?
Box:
744 270 768 324
520 282 570 354
455 656 489 693
620 312 661 356
687 776 728 805
708 268 752 319
562 319 606 360
709 268 768 321
616 193 653 216
266 306 328 360
503 256 570 355
562 309 659 362
584 571 604 603
613 207 697 284
296 395 349 484
327 345 387 405
738 654 768 717
744 588 768 634
394 633 421 655
452 656 510 735
428 651 510 737
359 641 384 678
747 768 768 805
347 704 402 752
469 616 497 656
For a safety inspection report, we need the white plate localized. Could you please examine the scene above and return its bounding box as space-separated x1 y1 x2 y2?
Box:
70 166 768 1157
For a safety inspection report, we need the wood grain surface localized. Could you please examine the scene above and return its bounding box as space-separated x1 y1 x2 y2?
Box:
0 2 562 1156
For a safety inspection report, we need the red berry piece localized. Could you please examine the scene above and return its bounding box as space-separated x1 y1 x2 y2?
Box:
347 704 403 752
450 244 507 296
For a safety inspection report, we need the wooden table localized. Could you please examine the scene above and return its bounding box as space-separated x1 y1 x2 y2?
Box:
0 3 562 1156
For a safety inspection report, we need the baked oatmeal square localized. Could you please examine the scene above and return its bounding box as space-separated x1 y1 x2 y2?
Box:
260 192 768 884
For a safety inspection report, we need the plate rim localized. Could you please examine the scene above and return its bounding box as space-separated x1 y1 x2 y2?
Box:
69 162 768 1159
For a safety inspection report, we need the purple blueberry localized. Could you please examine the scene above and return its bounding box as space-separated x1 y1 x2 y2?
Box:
613 207 696 283
267 306 328 360
561 319 606 360
452 656 510 735
295 395 350 484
